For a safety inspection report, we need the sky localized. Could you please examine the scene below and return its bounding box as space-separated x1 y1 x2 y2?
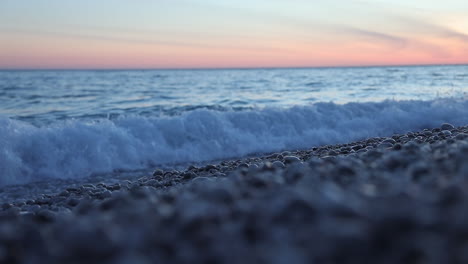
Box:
0 0 468 69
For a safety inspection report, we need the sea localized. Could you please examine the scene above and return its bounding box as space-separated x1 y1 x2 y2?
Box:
1 65 468 186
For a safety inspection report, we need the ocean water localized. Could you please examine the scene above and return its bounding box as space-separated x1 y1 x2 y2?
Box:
1 65 468 185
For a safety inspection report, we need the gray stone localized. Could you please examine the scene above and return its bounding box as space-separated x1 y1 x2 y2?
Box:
441 130 452 136
423 131 433 137
106 184 121 191
187 165 198 171
382 138 396 144
97 190 112 200
36 209 56 222
66 197 80 207
191 177 212 185
377 142 393 149
248 164 259 170
203 164 217 171
58 190 70 197
441 123 455 130
238 163 249 169
182 171 196 180
272 161 286 169
284 156 301 164
456 133 468 140
152 169 163 176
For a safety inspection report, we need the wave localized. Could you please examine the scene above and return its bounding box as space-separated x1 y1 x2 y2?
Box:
1 98 468 185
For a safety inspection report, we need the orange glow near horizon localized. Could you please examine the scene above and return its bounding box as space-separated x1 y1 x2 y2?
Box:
2 34 467 69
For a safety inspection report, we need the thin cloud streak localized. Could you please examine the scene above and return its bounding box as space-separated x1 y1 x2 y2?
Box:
330 26 408 49
401 17 468 42
0 27 288 54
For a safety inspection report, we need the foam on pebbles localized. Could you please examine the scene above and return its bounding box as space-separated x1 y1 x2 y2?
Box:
0 123 468 263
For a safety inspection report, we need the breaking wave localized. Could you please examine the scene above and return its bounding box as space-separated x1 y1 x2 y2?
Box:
1 98 467 185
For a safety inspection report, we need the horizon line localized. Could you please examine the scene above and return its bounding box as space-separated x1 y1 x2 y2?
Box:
1 62 467 71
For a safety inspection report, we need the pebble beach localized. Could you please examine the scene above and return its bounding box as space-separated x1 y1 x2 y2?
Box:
2 2 468 262
1 123 468 263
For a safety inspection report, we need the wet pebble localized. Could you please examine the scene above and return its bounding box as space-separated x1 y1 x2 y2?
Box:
272 161 285 169
441 123 455 130
152 169 163 176
284 156 301 164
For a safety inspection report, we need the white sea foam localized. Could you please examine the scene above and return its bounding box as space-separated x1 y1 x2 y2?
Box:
1 98 467 185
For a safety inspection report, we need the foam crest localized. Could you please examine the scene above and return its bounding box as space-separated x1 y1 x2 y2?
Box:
1 99 467 185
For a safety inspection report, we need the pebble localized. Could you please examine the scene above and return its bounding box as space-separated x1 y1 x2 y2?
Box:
191 176 212 185
441 123 455 130
58 190 70 197
27 204 42 212
441 130 452 136
152 169 163 176
377 142 393 148
456 133 468 140
423 131 432 137
182 171 196 180
272 160 286 169
66 197 80 207
238 163 249 169
381 138 396 144
203 164 217 171
392 143 402 150
36 209 56 222
284 156 301 164
106 184 121 191
96 190 112 200
187 165 198 171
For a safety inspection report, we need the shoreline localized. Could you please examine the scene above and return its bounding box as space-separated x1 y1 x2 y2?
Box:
2 123 466 202
1 123 468 263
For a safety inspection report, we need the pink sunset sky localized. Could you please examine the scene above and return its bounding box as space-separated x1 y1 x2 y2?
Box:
1 0 468 69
